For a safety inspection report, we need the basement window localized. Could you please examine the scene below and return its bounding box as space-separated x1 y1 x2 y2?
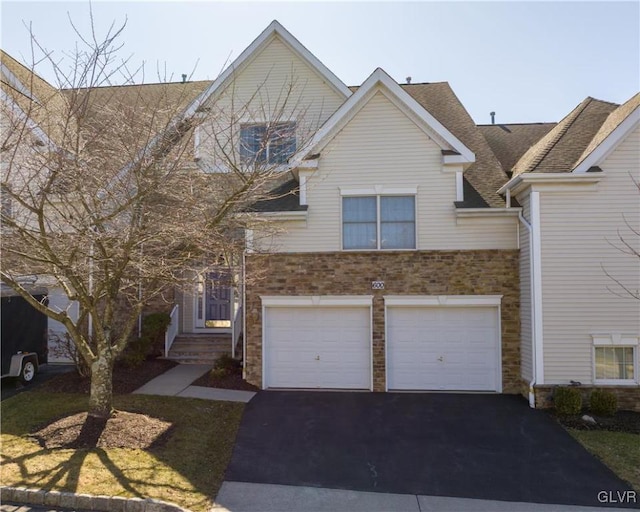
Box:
592 335 638 384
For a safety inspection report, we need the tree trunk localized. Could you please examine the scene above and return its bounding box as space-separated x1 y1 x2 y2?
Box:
88 353 114 419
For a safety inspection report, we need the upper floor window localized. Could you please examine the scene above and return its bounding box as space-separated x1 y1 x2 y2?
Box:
342 195 416 250
239 122 296 165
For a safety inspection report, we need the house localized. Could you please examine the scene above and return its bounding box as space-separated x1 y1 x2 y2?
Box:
2 21 638 410
185 21 639 409
1 50 81 363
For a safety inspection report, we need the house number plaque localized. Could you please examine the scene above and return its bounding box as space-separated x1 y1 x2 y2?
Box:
371 281 385 290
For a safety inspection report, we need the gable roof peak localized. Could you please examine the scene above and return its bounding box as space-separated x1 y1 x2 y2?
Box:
291 66 475 167
183 20 351 117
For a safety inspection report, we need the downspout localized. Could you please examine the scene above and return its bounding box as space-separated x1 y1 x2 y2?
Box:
88 243 94 340
242 249 247 380
518 210 537 407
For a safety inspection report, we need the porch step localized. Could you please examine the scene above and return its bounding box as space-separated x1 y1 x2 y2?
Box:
167 334 232 364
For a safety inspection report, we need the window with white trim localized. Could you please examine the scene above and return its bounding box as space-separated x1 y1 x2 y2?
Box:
342 195 416 250
592 335 638 383
239 122 296 165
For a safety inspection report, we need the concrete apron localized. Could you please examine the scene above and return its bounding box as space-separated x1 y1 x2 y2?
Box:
212 482 637 512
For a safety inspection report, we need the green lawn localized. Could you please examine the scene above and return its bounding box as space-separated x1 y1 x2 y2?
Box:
569 429 640 492
0 392 244 511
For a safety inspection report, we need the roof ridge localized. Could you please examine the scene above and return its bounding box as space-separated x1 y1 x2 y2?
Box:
572 91 640 170
59 79 213 92
585 96 620 108
525 97 593 174
477 121 557 126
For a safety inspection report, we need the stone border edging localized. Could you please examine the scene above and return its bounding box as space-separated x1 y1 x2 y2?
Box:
0 486 193 512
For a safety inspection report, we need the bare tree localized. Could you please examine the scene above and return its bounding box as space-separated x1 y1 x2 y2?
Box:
602 173 640 300
1 16 308 419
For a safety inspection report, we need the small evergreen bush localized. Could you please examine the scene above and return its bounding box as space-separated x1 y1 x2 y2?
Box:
213 353 241 374
589 389 618 417
554 387 582 416
121 312 171 367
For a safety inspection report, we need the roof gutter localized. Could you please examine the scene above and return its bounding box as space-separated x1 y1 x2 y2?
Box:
498 172 603 197
250 210 307 221
455 207 521 218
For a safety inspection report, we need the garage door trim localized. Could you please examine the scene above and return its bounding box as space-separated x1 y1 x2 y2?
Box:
383 295 503 392
261 295 374 390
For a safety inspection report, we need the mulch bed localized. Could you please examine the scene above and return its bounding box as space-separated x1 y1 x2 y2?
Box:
192 368 259 392
37 358 178 395
30 410 173 450
552 410 640 434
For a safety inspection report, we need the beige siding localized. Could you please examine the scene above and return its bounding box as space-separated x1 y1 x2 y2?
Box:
197 35 346 165
540 125 640 384
181 274 195 333
519 194 533 381
264 90 517 252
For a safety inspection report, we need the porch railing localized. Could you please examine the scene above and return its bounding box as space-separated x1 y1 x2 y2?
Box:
164 304 179 357
232 305 243 359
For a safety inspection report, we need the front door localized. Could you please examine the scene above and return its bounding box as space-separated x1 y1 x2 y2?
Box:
195 271 232 329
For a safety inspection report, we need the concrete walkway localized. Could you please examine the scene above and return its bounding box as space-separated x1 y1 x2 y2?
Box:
212 482 637 512
133 364 256 403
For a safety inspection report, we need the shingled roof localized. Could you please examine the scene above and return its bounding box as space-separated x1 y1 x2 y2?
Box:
248 178 307 213
400 83 509 207
350 82 510 207
1 49 72 146
512 97 618 176
63 80 210 130
478 122 556 175
574 92 640 170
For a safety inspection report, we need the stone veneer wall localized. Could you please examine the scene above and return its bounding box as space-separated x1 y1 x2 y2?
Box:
245 250 520 392
534 385 640 413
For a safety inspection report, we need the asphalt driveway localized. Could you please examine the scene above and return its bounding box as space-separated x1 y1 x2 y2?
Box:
226 392 638 508
1 364 74 401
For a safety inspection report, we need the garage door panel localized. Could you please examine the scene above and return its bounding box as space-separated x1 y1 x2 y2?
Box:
265 306 370 389
387 306 500 392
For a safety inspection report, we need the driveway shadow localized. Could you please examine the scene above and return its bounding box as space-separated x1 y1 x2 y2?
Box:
226 392 638 508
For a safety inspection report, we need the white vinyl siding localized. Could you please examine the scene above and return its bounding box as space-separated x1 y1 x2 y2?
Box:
519 194 533 381
197 35 345 167
47 287 79 363
540 125 640 384
262 91 517 252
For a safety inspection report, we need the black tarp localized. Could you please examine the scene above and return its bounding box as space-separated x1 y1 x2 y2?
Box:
1 286 48 375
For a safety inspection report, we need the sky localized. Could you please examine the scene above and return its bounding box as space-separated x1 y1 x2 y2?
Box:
1 1 638 124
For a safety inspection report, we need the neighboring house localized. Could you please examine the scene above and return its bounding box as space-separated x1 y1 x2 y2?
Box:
2 22 638 409
1 50 79 363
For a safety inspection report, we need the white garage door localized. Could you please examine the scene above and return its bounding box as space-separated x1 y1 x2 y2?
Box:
265 306 370 389
387 306 500 391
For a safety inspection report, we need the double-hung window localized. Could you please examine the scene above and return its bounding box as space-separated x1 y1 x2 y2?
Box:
239 122 296 165
342 195 416 250
593 335 638 383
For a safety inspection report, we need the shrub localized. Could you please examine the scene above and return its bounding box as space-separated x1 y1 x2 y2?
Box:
121 312 171 367
142 313 172 357
211 354 241 377
49 331 90 377
589 389 618 417
554 387 582 416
